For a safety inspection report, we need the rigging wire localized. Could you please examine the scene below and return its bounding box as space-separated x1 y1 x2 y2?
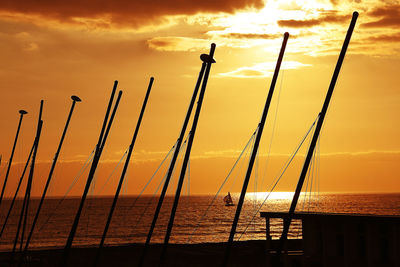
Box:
186 155 190 197
227 130 257 193
253 146 260 232
316 132 321 207
301 122 317 211
187 127 258 242
128 135 190 234
124 140 179 216
96 149 128 194
38 148 95 232
237 114 320 241
308 141 318 211
260 68 285 191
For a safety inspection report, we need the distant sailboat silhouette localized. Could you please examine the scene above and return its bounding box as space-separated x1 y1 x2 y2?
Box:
224 192 234 206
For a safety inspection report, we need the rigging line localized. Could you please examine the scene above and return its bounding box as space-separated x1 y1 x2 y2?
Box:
37 148 95 232
96 149 128 194
0 162 6 177
316 134 321 207
124 143 177 215
130 137 189 234
187 127 258 242
260 68 285 191
251 147 260 235
237 115 319 241
302 125 316 211
312 139 319 209
228 131 257 193
301 160 311 211
122 156 129 197
302 119 318 211
130 167 171 234
303 148 314 212
307 130 319 212
125 133 189 216
309 142 318 211
254 146 260 224
86 167 99 239
187 154 190 197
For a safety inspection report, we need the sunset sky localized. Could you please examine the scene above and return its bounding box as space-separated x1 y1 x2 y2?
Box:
0 0 399 197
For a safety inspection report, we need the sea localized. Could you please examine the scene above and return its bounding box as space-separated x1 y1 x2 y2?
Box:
0 193 399 251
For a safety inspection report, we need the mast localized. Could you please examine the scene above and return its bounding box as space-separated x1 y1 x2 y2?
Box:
160 44 216 262
11 100 43 260
0 109 28 209
138 54 207 267
93 77 154 266
279 12 358 249
23 95 82 253
222 32 289 267
61 82 122 266
0 142 34 238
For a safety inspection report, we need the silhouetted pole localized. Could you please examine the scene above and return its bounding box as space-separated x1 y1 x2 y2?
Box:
61 83 122 267
20 102 43 254
12 121 42 256
11 101 43 260
23 95 82 254
93 77 154 266
0 143 35 238
138 60 207 267
279 12 358 250
0 109 28 209
160 44 216 262
221 33 289 267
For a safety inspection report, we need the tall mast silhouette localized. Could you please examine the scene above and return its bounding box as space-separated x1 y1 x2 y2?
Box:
23 95 82 255
160 44 216 262
61 82 122 266
11 101 43 261
0 141 34 238
0 109 28 209
278 12 359 254
93 77 154 266
138 51 208 267
222 33 289 267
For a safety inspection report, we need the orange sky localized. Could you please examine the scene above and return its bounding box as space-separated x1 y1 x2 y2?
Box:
0 0 399 197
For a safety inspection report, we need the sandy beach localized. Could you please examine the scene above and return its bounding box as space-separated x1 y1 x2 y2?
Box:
0 240 276 267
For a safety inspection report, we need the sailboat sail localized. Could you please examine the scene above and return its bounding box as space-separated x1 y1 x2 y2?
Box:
224 193 234 206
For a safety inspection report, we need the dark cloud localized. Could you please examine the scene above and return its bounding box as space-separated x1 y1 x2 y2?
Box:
278 13 350 28
0 0 264 28
362 5 400 28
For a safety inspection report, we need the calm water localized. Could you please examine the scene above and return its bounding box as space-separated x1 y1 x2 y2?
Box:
0 193 399 251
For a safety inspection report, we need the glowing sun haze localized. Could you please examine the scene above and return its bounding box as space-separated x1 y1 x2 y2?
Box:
0 0 399 197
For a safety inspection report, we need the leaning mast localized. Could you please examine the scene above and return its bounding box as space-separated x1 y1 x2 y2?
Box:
160 44 216 262
279 12 359 248
222 32 289 267
0 109 28 209
93 77 154 266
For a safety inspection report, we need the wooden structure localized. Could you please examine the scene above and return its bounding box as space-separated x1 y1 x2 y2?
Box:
261 211 400 267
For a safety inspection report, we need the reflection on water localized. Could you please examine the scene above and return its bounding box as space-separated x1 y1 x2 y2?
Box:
0 193 399 251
